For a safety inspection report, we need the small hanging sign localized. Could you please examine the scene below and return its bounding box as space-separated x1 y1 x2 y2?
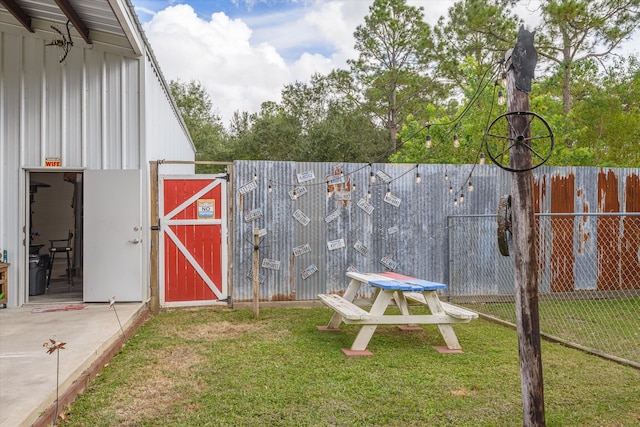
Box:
238 180 258 195
293 209 311 226
258 228 267 237
197 199 215 219
384 193 401 207
327 238 346 251
380 255 399 271
262 258 281 270
297 171 315 183
357 198 374 215
327 174 344 185
354 240 369 256
246 270 265 284
293 243 311 257
244 208 263 222
334 190 351 201
288 186 308 200
376 170 393 183
388 226 399 235
324 208 341 223
301 264 318 279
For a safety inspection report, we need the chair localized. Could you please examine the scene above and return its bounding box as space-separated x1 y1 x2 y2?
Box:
47 230 74 288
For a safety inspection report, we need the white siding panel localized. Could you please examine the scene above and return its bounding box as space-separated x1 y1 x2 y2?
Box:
23 38 43 167
65 50 84 167
84 49 104 168
44 46 63 162
143 55 195 174
124 58 140 169
105 54 123 168
1 33 25 306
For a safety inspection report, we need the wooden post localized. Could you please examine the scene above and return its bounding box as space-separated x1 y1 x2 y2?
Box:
149 161 160 314
506 28 546 427
252 228 260 318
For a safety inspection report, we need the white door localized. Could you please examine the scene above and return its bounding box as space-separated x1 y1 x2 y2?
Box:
84 170 143 302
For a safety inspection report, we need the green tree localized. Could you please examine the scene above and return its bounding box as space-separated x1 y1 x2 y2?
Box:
169 80 230 172
535 0 640 119
347 0 440 152
434 0 520 91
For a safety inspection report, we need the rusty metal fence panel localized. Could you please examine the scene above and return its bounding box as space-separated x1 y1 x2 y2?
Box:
232 161 497 302
448 213 640 365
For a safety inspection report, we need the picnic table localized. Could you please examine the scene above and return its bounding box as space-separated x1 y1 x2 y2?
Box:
318 271 478 356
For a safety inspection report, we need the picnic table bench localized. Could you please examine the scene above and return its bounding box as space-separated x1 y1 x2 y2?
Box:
318 271 478 356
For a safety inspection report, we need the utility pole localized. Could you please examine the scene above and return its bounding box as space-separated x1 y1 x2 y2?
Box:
505 27 546 427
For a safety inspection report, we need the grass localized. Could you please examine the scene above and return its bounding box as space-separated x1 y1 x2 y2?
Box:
61 306 640 426
466 297 640 362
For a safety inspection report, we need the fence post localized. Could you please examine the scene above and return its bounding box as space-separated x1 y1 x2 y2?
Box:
252 228 260 318
506 28 546 426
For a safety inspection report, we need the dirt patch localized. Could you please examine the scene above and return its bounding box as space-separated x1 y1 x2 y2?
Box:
161 320 291 342
107 347 205 425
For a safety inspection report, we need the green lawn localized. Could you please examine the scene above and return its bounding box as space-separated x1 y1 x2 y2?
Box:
466 297 640 363
62 307 640 426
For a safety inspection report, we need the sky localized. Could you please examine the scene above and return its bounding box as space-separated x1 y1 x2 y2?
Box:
131 0 638 125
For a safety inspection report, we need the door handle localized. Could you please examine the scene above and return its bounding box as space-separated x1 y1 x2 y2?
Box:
128 238 140 244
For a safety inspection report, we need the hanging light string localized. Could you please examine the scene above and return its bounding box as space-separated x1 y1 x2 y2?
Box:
259 59 504 193
449 75 502 201
416 60 503 153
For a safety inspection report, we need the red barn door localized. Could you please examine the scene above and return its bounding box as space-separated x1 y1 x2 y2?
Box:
160 175 228 306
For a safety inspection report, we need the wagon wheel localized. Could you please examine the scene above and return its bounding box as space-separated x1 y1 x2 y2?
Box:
497 195 512 257
484 111 554 172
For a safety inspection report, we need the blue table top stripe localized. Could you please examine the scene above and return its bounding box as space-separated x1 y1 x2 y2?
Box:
368 279 446 291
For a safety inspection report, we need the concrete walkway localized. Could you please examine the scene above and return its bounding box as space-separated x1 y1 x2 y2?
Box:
0 302 148 427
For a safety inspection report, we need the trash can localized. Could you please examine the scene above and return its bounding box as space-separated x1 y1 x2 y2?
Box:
29 255 46 296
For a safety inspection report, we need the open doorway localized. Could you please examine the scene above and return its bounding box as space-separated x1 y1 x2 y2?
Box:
28 172 83 303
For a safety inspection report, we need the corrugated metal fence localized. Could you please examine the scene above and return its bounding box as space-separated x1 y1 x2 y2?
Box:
232 161 639 364
232 161 639 298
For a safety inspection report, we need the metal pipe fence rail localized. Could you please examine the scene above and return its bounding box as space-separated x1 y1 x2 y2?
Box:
447 213 640 367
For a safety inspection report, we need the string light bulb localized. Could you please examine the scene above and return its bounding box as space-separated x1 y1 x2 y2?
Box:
444 172 449 180
449 186 453 194
367 190 372 200
468 181 474 192
453 133 460 148
370 171 376 183
268 184 272 193
253 172 258 181
425 134 432 149
454 198 458 207
416 172 421 184
498 90 505 105
479 152 485 165
460 193 464 203
501 72 507 87
386 187 391 197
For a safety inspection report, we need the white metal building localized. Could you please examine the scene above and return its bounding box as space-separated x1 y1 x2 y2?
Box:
0 0 195 307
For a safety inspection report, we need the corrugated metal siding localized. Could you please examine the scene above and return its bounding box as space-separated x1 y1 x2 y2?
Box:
0 10 194 305
232 162 640 302
1 30 142 169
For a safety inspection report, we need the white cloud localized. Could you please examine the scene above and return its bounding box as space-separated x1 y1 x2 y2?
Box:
144 4 292 122
140 1 639 125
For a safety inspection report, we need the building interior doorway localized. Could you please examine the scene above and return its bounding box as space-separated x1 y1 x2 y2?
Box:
28 171 83 303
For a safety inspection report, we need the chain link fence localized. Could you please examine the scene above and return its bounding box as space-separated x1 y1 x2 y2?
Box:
447 213 640 367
